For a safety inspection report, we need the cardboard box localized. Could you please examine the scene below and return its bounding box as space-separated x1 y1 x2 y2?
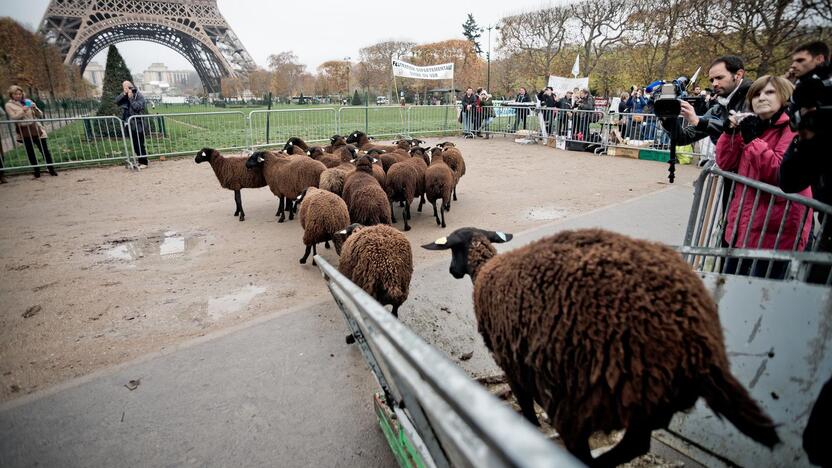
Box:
608 146 639 159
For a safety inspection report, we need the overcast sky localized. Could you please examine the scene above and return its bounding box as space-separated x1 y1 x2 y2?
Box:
2 0 555 74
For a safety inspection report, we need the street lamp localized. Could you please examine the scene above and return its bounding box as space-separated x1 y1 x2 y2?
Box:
483 24 500 93
343 56 351 104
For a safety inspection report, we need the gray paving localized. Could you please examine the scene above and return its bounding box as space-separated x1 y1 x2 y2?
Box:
0 183 695 467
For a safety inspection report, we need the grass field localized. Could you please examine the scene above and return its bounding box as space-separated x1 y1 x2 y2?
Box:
0 103 610 172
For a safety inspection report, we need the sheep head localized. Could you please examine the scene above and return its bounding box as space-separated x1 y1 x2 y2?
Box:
345 131 366 144
422 228 513 280
352 155 374 173
195 148 218 164
307 147 325 158
333 223 364 255
330 134 344 145
437 141 456 148
365 148 386 156
410 138 425 147
284 137 307 152
409 146 430 165
245 152 268 169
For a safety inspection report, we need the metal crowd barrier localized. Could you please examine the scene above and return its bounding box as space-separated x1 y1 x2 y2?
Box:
338 106 408 138
126 111 249 165
314 255 582 468
0 116 130 172
249 108 337 150
681 161 832 284
405 105 461 138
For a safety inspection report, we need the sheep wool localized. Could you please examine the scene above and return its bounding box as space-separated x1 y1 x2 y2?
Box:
338 224 413 317
424 227 779 466
195 148 266 221
424 147 454 228
297 187 350 264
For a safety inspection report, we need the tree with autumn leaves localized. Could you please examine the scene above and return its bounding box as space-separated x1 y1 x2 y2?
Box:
0 18 92 102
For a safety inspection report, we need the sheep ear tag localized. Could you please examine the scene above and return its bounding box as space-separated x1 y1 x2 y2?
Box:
200 151 206 157
337 229 348 235
496 232 507 241
257 156 265 163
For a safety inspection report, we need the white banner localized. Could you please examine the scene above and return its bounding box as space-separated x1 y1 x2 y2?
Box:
547 76 590 95
392 60 454 80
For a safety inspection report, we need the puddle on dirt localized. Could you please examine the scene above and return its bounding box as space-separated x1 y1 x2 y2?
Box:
159 231 185 256
206 285 267 320
526 207 568 221
97 230 206 264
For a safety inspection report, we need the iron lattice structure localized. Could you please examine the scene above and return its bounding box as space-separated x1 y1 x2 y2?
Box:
38 0 257 93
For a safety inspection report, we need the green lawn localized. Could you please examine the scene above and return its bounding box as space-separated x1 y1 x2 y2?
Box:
0 104 526 172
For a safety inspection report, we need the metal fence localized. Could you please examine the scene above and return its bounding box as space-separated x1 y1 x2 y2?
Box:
338 106 408 138
681 162 832 285
249 108 338 150
126 111 249 164
0 116 130 172
406 105 462 138
314 255 582 468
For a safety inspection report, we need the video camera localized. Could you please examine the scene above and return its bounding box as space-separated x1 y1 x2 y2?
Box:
650 76 706 119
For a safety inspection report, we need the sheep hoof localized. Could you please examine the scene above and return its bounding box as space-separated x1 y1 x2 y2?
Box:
441 222 446 228
239 214 245 222
435 218 441 226
299 257 306 264
278 217 285 223
453 195 458 201
404 225 411 232
345 334 356 344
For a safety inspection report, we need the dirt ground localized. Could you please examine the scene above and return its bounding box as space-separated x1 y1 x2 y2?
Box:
0 136 699 402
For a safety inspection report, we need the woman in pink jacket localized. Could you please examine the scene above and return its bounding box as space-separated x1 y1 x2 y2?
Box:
716 75 813 279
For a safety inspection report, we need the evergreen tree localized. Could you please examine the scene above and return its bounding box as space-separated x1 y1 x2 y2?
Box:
351 89 363 106
96 45 134 117
462 14 483 55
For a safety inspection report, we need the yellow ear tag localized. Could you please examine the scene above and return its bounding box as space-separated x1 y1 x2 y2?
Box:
434 237 447 245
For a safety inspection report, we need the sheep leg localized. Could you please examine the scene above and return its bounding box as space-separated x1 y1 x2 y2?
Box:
440 202 447 228
417 194 425 212
560 428 594 466
390 199 398 224
391 304 399 318
299 244 312 264
234 190 245 222
590 421 653 468
403 202 411 231
507 378 539 427
288 200 295 221
453 185 458 201
276 196 284 216
233 190 241 216
311 244 317 266
278 197 286 223
432 201 440 225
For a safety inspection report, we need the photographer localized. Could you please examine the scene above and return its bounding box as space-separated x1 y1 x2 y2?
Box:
512 87 531 131
660 56 752 148
4 85 57 178
537 87 557 136
779 41 831 283
117 81 148 167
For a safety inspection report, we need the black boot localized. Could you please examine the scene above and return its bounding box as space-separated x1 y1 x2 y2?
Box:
33 169 41 179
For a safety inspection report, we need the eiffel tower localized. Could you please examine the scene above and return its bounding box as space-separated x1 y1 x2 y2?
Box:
38 0 258 94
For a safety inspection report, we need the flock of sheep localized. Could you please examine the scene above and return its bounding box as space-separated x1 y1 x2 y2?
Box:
194 134 779 466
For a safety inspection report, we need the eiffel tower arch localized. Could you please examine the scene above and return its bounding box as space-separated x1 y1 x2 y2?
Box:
38 0 258 94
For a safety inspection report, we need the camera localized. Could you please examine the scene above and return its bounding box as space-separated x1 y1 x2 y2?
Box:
652 76 705 119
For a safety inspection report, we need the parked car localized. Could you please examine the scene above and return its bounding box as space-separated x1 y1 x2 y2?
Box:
376 96 389 105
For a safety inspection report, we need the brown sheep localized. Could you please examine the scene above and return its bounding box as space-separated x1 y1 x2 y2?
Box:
345 130 400 152
348 183 392 227
422 227 779 467
319 166 352 197
384 159 420 231
195 147 266 221
296 187 350 265
324 134 347 153
307 146 343 168
437 141 466 201
246 150 326 222
334 223 412 319
283 137 309 155
424 147 454 228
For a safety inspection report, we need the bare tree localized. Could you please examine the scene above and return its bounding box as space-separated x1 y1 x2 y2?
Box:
498 5 570 84
358 40 415 99
267 51 307 98
571 0 636 76
625 0 689 83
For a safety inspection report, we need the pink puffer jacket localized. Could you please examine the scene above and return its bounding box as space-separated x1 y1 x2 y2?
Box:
716 112 813 250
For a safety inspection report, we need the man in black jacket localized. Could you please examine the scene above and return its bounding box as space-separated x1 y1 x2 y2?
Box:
117 80 149 167
661 56 751 148
513 87 532 131
779 41 831 283
537 87 557 137
460 87 478 138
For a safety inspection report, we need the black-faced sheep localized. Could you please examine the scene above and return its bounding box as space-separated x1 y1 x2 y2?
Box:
324 134 346 153
246 150 326 222
424 147 454 228
296 187 350 265
307 146 344 168
345 130 401 153
384 159 420 231
437 141 466 201
334 223 412 319
195 148 266 221
283 137 309 155
422 227 779 467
